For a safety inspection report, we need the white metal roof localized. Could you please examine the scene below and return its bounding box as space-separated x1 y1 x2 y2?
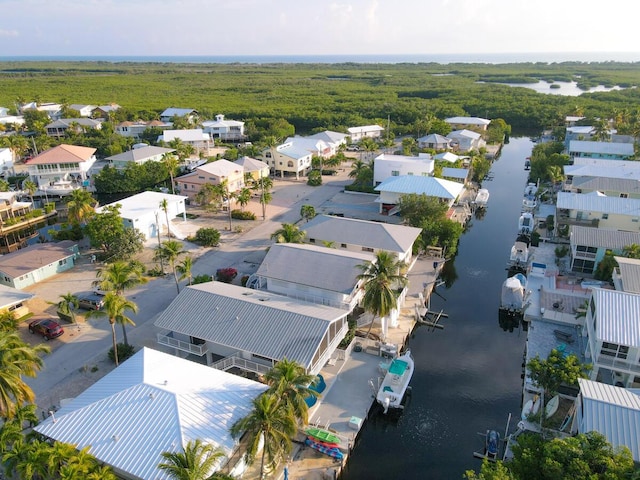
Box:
161 129 207 142
448 129 481 140
106 146 175 162
34 348 267 480
301 215 421 254
308 130 348 145
570 226 640 250
613 256 640 294
572 158 640 169
442 167 469 180
195 159 243 177
154 283 347 369
444 116 490 126
347 125 384 134
434 152 460 163
592 287 640 347
375 175 464 200
564 163 640 181
161 107 197 118
99 191 187 220
569 140 634 156
557 191 640 216
578 378 640 461
566 126 595 134
234 156 269 172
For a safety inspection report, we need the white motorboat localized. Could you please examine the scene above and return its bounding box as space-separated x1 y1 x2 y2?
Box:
523 182 537 211
376 350 414 414
518 212 534 234
500 273 527 317
524 183 537 197
40 180 81 196
474 188 490 207
508 234 530 268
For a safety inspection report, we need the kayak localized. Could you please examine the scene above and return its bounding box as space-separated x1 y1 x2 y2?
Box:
305 427 341 445
307 436 340 449
305 438 344 460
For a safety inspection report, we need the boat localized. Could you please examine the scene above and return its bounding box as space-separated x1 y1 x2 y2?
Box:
518 212 534 234
376 350 414 414
524 158 531 170
545 395 560 418
305 438 344 460
305 427 341 445
499 273 527 318
508 234 530 269
474 188 490 208
485 430 500 459
307 436 341 450
524 183 537 197
521 394 541 420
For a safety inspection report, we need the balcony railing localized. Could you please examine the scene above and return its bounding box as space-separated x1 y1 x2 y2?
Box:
157 331 208 356
596 354 640 376
557 213 599 228
211 353 272 375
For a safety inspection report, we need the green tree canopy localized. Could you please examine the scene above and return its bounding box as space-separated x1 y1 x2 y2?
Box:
527 348 591 396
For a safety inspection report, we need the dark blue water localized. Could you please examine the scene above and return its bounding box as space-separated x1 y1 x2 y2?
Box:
341 138 533 480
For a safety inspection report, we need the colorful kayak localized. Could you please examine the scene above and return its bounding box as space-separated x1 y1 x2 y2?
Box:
305 438 344 460
305 427 341 445
307 436 340 449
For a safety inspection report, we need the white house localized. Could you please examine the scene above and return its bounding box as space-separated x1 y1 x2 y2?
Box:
417 133 451 151
447 129 486 152
0 284 34 318
20 102 62 119
612 256 640 294
301 215 422 263
308 130 349 152
160 107 198 123
0 114 24 127
201 114 245 141
34 348 268 480
373 153 434 186
375 175 464 213
158 129 211 152
98 191 188 240
261 137 329 179
106 146 175 170
563 161 640 198
444 116 491 131
0 148 13 174
116 120 171 139
68 104 97 117
568 140 635 161
251 243 374 311
347 125 384 142
155 282 349 376
27 144 98 192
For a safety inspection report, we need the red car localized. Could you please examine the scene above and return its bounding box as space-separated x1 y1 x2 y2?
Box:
28 318 64 340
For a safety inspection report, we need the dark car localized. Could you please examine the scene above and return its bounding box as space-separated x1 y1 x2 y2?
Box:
29 318 64 340
77 293 105 311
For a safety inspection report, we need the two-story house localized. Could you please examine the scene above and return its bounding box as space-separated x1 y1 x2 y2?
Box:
444 116 491 131
375 175 464 213
158 129 211 153
569 226 640 274
568 140 635 162
27 144 97 194
556 191 640 233
68 104 97 117
106 146 175 170
261 137 328 179
347 125 384 142
201 114 245 142
447 129 486 152
176 159 244 201
115 120 171 139
45 118 102 137
563 159 640 198
159 107 198 124
373 153 434 186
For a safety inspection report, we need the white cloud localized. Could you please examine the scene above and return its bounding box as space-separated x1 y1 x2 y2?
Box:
0 29 18 37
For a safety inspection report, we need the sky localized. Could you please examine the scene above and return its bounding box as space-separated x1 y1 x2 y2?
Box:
1 0 639 58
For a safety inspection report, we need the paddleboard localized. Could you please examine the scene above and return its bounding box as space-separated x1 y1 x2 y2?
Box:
545 395 560 418
521 395 540 420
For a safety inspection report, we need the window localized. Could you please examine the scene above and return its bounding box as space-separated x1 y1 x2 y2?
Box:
362 247 374 252
576 245 597 254
407 172 414 176
287 161 294 168
620 193 629 198
340 243 347 248
391 170 400 176
600 342 629 359
602 213 608 220
309 238 315 243
58 259 67 266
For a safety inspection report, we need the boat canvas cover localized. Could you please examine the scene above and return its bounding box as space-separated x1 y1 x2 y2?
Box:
389 359 408 376
501 276 525 309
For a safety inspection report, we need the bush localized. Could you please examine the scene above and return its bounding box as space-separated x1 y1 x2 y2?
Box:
108 343 135 363
231 209 256 220
307 170 322 186
216 267 238 283
344 184 377 194
194 227 221 247
193 274 214 284
241 275 250 287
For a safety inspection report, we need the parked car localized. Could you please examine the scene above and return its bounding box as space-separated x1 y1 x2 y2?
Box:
29 318 64 340
77 293 105 310
346 145 360 151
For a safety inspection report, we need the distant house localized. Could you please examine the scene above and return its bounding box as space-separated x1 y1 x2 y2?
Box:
106 146 175 170
250 243 374 311
155 282 349 376
444 116 491 131
45 118 102 137
375 175 464 213
234 156 269 180
34 347 268 480
160 107 198 123
564 125 595 149
0 114 25 127
92 103 121 118
0 241 79 289
20 102 62 119
68 104 97 117
98 191 188 240
308 130 349 152
347 125 384 142
115 119 171 139
568 140 634 162
434 151 462 164
569 226 640 275
373 153 434 186
565 115 586 126
260 137 330 179
27 144 97 192
158 129 211 152
0 147 13 173
300 215 422 263
201 114 245 141
417 133 451 151
177 159 244 201
563 160 640 198
447 129 485 152
441 167 469 184
612 255 640 294
0 284 34 318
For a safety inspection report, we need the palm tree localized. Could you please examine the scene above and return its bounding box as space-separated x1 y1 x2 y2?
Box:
155 239 186 293
158 439 226 480
160 198 172 239
270 223 305 244
357 251 408 339
0 333 49 419
93 261 147 345
236 187 252 212
22 179 38 205
162 152 179 195
176 255 194 286
51 292 79 324
86 292 138 367
348 160 371 186
230 393 297 479
264 358 317 425
66 188 97 225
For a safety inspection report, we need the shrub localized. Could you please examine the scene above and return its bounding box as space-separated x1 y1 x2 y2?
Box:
194 227 221 247
241 275 250 287
216 267 238 283
193 274 214 284
307 170 322 186
147 266 165 277
108 343 135 363
231 209 256 220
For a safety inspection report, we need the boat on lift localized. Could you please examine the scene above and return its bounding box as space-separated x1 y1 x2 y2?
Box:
376 350 414 414
474 188 490 208
518 212 534 234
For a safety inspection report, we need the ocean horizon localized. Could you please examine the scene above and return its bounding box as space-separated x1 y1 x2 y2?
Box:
1 52 640 64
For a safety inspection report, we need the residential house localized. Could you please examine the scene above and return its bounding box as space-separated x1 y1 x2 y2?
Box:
565 115 586 126
556 191 640 233
98 191 188 240
260 137 330 179
0 240 79 289
447 129 486 152
0 191 53 254
115 120 171 139
0 148 13 174
155 282 349 376
158 129 211 153
347 125 384 142
160 107 198 124
34 347 268 480
201 114 245 142
373 153 434 186
45 118 102 137
27 144 97 192
564 125 595 150
434 151 463 164
177 159 244 201
250 243 374 311
612 256 640 294
0 113 24 127
563 161 640 198
375 175 464 213
583 287 640 388
0 284 34 318
300 215 422 263
92 103 121 118
417 133 451 151
571 379 640 462
568 140 634 162
234 156 269 180
441 167 470 184
308 130 349 152
444 116 491 131
20 102 62 119
68 104 97 117
106 146 175 170
568 226 640 274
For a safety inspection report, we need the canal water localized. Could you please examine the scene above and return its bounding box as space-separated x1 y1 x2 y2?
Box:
341 137 534 480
